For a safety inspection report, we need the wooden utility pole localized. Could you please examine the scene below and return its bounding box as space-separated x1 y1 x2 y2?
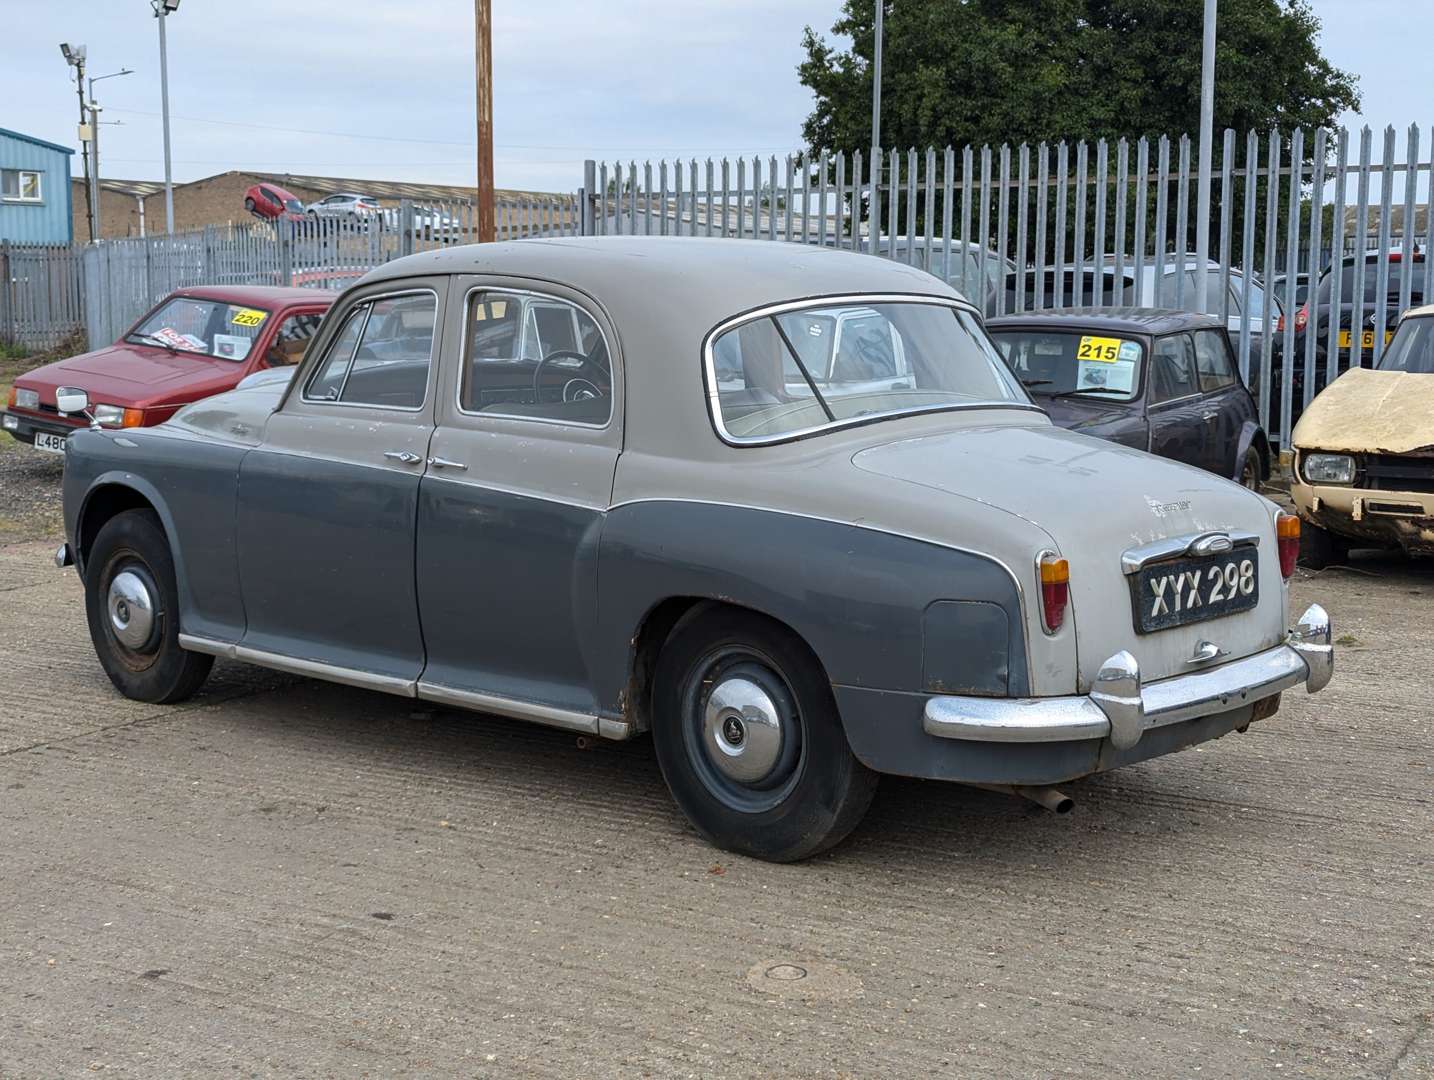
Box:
475 0 495 242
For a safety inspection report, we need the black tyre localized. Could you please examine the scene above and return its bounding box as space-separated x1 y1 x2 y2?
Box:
1239 447 1262 491
651 607 878 862
1298 520 1349 570
84 510 213 704
244 196 256 213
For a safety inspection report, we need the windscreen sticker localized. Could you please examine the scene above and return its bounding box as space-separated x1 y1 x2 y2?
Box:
1076 334 1122 362
212 332 254 360
152 327 191 349
180 333 207 350
231 307 267 327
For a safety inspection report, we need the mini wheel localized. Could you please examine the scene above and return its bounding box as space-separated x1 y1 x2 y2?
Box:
1239 447 1262 490
651 607 877 862
84 510 213 704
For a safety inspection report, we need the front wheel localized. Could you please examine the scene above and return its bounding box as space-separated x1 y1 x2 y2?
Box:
651 607 877 862
84 510 213 704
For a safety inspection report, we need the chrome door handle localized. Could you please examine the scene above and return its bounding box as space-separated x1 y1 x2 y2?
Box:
383 450 422 464
427 456 468 470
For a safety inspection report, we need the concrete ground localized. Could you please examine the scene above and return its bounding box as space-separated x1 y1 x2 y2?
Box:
0 534 1430 1079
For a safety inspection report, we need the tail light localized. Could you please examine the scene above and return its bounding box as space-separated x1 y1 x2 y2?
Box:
1276 513 1300 579
1039 553 1070 632
1294 305 1308 332
1276 312 1284 332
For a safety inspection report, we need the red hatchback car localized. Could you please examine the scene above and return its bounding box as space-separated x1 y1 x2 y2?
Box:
4 285 336 454
244 182 305 221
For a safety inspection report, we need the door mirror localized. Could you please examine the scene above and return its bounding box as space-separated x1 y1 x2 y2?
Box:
55 387 90 415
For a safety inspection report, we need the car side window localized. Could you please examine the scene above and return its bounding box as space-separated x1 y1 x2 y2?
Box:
462 291 611 425
1150 334 1198 403
266 312 325 367
303 292 435 409
1192 330 1237 393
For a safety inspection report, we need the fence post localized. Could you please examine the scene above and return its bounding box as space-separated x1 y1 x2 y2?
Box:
582 160 596 235
0 241 12 347
279 220 293 286
400 200 415 257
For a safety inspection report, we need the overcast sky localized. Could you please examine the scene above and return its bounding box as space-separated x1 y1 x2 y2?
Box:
2 0 1421 195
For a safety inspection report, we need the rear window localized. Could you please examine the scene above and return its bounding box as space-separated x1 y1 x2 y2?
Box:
1318 258 1427 304
707 299 1027 443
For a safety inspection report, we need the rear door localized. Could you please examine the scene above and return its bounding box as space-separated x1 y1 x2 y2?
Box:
414 277 621 715
1146 333 1210 471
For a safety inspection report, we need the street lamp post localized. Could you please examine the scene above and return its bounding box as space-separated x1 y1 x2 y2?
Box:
86 67 135 240
151 0 180 234
60 43 96 243
1194 0 1217 311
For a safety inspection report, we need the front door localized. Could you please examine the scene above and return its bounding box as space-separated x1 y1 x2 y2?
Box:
1146 332 1211 471
235 282 445 683
1191 328 1246 478
414 278 621 714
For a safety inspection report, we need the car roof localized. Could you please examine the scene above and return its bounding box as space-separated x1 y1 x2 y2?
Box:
358 237 965 458
986 306 1223 335
172 284 339 307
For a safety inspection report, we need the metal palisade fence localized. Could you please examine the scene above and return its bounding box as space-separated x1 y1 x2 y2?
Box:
81 194 580 349
584 124 1434 446
1 242 85 352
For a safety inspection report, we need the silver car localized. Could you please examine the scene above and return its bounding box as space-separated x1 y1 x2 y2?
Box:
55 238 1333 862
306 192 382 221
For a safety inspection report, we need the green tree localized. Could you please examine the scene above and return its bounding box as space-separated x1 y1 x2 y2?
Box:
799 0 1360 155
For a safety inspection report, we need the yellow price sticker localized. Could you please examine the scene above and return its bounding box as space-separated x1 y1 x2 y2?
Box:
231 307 268 327
1076 335 1122 362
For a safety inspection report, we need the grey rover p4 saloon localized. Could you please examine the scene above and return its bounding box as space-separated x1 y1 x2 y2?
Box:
57 238 1334 862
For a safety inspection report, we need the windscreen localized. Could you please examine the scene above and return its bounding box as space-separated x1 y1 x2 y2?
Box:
127 296 271 361
989 329 1143 401
708 300 1027 442
1377 316 1434 373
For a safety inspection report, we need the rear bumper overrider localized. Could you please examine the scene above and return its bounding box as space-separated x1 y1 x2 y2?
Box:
924 603 1333 749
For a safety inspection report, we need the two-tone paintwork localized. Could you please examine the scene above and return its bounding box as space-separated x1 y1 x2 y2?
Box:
63 237 1295 784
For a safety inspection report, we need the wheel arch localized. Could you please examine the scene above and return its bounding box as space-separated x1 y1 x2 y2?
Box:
76 475 181 582
622 596 827 735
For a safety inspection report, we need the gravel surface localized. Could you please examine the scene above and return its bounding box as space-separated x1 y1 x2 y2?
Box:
0 440 64 545
0 534 1430 1078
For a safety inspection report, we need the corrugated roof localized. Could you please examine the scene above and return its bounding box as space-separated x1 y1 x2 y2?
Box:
72 170 571 205
0 127 75 156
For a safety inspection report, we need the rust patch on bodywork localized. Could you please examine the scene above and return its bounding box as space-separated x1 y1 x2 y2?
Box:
1291 368 1434 455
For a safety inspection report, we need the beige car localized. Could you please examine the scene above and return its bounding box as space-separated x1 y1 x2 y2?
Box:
1291 304 1434 566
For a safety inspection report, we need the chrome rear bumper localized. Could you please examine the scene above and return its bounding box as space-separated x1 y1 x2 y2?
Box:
924 604 1333 749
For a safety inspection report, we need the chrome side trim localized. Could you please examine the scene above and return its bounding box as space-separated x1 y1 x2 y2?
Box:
924 604 1333 745
416 681 600 735
231 643 419 697
1120 529 1261 575
177 633 237 659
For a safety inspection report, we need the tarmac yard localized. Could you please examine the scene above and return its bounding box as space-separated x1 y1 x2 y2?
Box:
1 535 1431 1078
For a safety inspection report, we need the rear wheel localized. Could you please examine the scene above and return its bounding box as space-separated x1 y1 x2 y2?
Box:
84 510 213 704
244 196 256 213
651 607 878 862
1298 520 1349 570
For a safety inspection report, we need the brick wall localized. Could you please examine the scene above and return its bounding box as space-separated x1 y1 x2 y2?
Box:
72 172 330 239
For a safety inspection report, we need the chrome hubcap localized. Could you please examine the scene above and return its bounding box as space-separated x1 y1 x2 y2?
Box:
702 675 784 783
108 570 157 651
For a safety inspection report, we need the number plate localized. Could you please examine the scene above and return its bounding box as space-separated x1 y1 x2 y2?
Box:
1130 553 1259 634
33 431 66 455
1338 329 1394 350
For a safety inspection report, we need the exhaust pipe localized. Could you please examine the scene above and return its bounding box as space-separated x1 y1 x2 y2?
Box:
974 784 1075 814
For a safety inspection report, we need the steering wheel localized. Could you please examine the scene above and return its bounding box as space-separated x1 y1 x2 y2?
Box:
532 349 609 403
